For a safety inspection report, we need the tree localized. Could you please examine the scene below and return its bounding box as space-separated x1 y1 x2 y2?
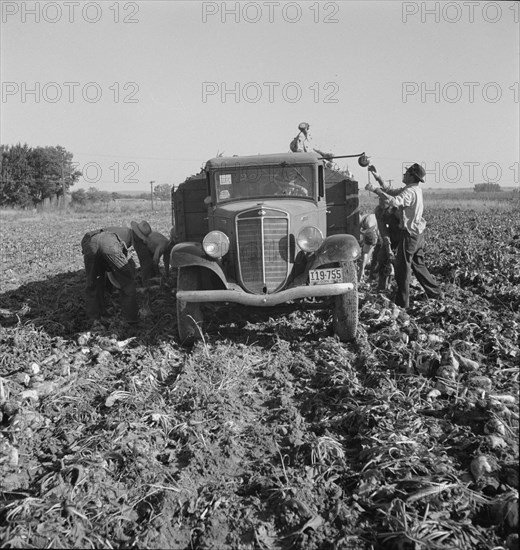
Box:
84 187 113 204
71 188 87 205
0 143 82 206
86 187 103 202
71 188 117 206
29 145 82 200
154 183 172 201
0 143 34 207
98 190 112 204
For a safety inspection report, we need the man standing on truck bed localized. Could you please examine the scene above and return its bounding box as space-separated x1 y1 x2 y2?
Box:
365 163 442 309
290 122 334 160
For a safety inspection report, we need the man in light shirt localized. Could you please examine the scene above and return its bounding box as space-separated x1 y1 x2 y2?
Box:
365 163 442 308
290 122 334 160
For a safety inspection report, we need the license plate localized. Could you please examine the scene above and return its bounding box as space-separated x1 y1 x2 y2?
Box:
309 267 343 285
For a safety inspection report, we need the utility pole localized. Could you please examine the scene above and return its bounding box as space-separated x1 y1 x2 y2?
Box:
61 153 66 210
61 163 65 209
150 180 155 211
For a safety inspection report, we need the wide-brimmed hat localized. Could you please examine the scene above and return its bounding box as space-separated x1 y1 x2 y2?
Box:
298 122 310 131
406 163 426 183
131 220 152 241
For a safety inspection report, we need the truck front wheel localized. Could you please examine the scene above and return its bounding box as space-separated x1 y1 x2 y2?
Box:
176 267 203 343
332 261 358 341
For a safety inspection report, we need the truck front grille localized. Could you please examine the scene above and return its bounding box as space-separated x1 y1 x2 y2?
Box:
236 209 289 293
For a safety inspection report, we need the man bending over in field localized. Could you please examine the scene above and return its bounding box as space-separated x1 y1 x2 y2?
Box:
366 163 442 309
145 230 174 281
373 203 401 291
359 207 400 289
358 213 379 282
81 220 164 327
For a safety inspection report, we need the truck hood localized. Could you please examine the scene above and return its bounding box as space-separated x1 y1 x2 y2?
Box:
212 199 318 219
210 200 324 239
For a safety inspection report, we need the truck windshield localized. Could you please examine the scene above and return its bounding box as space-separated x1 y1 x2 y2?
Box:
213 164 315 202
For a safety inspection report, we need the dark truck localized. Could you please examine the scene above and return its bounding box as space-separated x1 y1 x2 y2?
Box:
170 151 361 343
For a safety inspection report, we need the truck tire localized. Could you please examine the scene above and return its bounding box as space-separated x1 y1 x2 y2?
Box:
177 267 203 343
332 261 358 342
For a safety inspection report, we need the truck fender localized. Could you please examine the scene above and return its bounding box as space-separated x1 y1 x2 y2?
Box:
170 242 228 286
309 234 361 270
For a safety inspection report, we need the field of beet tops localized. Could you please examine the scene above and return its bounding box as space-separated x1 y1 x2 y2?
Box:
0 193 519 550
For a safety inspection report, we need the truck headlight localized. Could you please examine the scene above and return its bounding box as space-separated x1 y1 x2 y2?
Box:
203 231 230 259
297 226 324 252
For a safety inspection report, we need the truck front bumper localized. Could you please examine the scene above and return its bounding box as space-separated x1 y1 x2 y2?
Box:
176 282 355 307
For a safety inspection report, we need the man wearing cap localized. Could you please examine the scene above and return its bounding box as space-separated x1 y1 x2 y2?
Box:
290 122 334 160
81 220 156 325
365 163 442 308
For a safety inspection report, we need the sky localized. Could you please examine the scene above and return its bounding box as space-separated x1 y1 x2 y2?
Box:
1 0 519 192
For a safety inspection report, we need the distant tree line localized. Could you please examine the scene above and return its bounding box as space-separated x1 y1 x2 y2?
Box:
70 183 172 205
1 143 173 208
131 184 172 201
152 183 172 201
70 188 124 205
0 143 82 207
474 182 502 193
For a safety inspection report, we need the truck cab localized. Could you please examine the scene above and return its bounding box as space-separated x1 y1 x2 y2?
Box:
171 151 361 343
